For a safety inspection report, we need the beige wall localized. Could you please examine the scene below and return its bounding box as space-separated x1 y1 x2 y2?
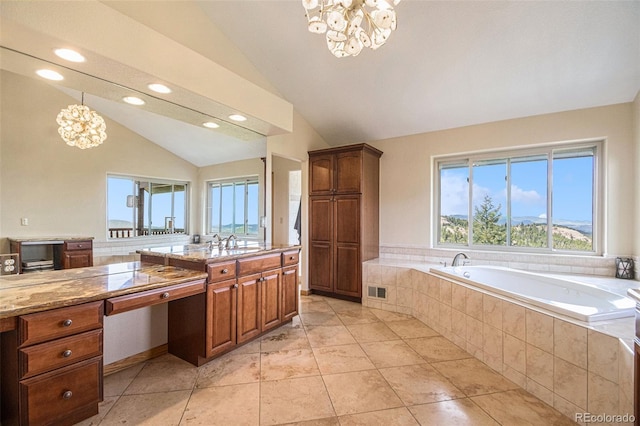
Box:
272 156 302 246
633 92 640 259
367 103 636 257
0 71 198 252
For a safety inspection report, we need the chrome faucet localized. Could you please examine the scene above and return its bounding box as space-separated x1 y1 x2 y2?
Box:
452 252 470 267
225 234 238 249
209 234 222 249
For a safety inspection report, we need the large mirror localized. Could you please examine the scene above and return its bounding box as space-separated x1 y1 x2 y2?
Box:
0 47 272 254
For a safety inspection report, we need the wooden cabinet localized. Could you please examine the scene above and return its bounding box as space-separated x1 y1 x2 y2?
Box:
1 301 104 426
8 238 93 273
206 279 237 357
308 144 382 301
62 240 93 269
281 265 299 322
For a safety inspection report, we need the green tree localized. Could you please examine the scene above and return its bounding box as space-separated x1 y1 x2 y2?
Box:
473 195 506 245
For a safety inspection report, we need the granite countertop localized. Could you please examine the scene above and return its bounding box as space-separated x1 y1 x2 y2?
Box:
140 242 301 263
0 261 207 319
8 236 94 242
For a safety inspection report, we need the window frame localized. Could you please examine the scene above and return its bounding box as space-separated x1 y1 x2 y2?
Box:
106 174 190 240
206 176 260 237
433 140 603 255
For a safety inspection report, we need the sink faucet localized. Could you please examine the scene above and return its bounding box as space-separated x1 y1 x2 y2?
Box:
452 252 470 267
209 234 222 249
225 234 238 250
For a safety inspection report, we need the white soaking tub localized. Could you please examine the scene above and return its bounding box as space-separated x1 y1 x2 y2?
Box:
430 265 635 323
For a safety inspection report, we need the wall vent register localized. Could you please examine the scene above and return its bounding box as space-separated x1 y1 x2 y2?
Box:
367 286 387 300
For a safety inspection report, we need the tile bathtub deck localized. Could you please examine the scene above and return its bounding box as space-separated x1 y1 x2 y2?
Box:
77 295 577 426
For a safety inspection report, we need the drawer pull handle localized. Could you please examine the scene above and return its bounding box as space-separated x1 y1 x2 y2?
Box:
62 390 73 400
62 349 72 358
290 256 295 260
78 245 83 248
221 268 229 274
62 319 73 327
233 284 239 289
161 292 170 299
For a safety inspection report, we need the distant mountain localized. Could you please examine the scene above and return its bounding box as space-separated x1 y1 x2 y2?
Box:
444 215 592 236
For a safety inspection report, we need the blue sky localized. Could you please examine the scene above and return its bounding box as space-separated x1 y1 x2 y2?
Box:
441 155 593 222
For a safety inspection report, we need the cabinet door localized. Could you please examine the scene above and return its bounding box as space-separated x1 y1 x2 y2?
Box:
281 265 299 322
206 279 237 358
309 242 333 292
335 195 361 297
63 250 93 269
237 273 261 343
335 196 360 245
310 196 333 243
309 154 334 195
261 270 281 333
335 150 362 193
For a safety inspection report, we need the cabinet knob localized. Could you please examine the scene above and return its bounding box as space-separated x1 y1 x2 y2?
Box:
62 390 73 400
62 349 72 358
62 319 73 327
290 256 295 260
221 268 229 274
78 245 83 248
161 292 170 299
233 284 239 289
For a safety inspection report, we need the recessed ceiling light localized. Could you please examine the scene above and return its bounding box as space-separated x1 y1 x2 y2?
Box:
229 114 247 122
36 69 64 81
203 122 220 129
123 96 145 106
54 48 85 63
148 83 171 94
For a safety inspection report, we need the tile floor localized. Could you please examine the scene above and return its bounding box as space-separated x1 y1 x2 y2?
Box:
77 295 577 425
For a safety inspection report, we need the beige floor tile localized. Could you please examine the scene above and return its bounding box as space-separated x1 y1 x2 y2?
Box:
408 398 499 426
299 301 334 313
379 364 465 405
346 322 400 343
336 309 380 325
103 363 145 396
339 407 420 425
305 324 357 347
99 390 191 426
312 344 375 374
74 396 118 426
180 383 259 425
300 312 343 326
277 418 340 426
260 325 310 353
370 308 414 322
323 298 363 312
260 348 320 381
124 355 198 394
195 352 260 388
322 370 403 416
405 336 471 362
472 388 577 425
386 319 440 339
359 340 426 368
260 376 335 425
432 358 519 397
233 339 261 354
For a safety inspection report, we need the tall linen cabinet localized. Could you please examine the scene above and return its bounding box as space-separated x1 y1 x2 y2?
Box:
308 144 382 301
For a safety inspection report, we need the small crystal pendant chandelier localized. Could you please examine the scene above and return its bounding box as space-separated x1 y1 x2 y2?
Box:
56 92 107 149
303 0 400 58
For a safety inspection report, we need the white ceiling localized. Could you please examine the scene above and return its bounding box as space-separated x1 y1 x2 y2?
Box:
197 0 640 145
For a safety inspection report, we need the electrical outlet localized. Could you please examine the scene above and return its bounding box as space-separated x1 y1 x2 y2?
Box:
21 217 28 226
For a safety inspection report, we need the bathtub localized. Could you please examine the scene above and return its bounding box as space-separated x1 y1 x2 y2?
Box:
430 265 635 323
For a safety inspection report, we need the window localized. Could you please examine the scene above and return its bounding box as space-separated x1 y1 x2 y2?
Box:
436 142 600 253
107 175 188 238
207 177 259 236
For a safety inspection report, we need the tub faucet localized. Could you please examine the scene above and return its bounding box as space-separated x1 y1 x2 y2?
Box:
452 252 470 267
225 234 238 249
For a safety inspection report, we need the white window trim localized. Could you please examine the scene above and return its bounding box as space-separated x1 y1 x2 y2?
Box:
206 175 260 237
432 139 604 255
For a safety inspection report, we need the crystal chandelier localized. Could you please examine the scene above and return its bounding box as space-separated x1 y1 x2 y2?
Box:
303 0 400 58
56 93 107 149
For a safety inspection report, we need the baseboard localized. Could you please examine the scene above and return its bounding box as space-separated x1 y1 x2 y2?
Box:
300 289 311 296
103 344 168 376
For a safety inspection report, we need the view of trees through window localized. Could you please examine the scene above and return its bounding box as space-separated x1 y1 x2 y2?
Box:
438 145 597 252
207 177 259 236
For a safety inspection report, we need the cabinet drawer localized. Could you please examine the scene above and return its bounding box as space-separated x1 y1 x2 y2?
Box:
105 279 205 315
207 261 237 283
19 301 103 347
282 250 299 267
237 253 281 276
19 329 103 379
64 240 93 251
20 357 102 426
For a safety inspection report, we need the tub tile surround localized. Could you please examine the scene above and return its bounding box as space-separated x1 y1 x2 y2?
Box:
363 258 637 425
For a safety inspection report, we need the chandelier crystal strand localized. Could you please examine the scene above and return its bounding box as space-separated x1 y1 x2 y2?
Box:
303 0 399 58
56 93 107 149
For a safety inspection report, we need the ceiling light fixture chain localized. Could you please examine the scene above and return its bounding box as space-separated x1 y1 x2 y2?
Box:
303 0 400 58
56 92 107 149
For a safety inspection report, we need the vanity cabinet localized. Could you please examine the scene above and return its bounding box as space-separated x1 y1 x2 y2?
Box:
1 301 104 426
61 240 93 269
308 144 382 301
206 279 238 357
8 237 94 273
